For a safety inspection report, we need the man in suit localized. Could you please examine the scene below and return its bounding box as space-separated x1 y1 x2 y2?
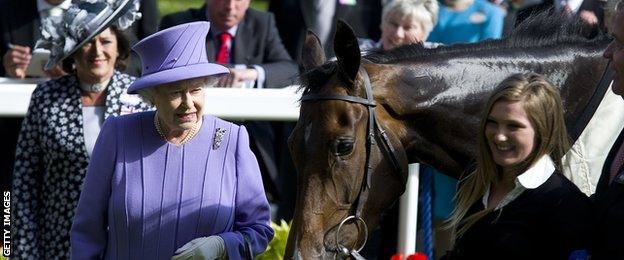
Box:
160 0 299 201
592 0 624 258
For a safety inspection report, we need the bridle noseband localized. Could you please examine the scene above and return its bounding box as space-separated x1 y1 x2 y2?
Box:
301 67 404 259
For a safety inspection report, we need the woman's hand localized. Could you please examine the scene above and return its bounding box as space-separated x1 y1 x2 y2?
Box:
171 235 227 260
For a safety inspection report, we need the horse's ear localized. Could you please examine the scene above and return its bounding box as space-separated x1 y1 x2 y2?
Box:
301 30 326 71
334 20 361 84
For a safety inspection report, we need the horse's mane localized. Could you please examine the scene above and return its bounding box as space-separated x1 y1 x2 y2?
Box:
365 10 609 63
299 10 609 92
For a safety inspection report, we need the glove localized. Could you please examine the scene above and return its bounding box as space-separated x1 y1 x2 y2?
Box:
171 235 227 260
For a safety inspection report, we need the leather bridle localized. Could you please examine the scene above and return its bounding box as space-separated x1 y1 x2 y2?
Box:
300 67 404 259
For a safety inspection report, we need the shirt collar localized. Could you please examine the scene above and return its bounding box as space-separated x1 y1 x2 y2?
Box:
482 155 556 209
516 155 556 189
211 26 238 39
37 0 71 13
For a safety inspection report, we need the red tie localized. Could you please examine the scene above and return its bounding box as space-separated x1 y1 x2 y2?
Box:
216 32 231 64
609 142 624 184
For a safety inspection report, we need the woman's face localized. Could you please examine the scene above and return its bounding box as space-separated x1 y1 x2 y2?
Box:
151 78 206 132
381 12 427 50
73 28 118 84
485 100 536 172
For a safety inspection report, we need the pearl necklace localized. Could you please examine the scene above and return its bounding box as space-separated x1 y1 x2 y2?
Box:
154 112 199 145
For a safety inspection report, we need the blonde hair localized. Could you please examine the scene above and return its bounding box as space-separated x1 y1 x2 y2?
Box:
446 73 571 241
381 0 439 37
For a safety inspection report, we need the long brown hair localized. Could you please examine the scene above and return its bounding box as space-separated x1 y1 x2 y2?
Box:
446 73 571 240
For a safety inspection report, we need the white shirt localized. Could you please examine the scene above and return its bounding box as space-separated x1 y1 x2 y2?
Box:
82 106 105 157
482 155 556 210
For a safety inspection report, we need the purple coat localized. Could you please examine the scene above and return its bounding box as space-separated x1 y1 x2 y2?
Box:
70 111 273 259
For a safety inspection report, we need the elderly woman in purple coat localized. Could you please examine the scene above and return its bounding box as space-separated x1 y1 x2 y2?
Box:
70 21 273 259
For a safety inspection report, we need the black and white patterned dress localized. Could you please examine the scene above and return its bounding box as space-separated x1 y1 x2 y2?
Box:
11 71 151 259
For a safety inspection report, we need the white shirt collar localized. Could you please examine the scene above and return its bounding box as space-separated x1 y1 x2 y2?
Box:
37 0 71 13
516 155 556 189
482 155 556 209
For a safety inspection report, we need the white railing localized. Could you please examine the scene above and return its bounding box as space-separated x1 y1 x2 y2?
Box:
0 79 420 257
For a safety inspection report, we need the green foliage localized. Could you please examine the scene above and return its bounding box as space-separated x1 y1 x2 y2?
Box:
157 0 269 18
256 220 291 260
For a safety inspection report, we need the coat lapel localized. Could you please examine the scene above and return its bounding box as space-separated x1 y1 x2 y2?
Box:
233 12 250 64
594 129 624 219
105 71 123 118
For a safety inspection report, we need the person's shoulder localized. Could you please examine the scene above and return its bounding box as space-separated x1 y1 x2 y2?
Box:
111 70 136 87
203 114 240 131
243 8 274 25
245 8 272 18
115 110 152 123
32 74 78 98
535 171 589 201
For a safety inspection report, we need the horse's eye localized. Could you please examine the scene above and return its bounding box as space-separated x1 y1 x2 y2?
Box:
332 138 354 156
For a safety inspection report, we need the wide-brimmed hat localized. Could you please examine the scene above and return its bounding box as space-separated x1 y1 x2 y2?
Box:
36 0 141 70
127 21 229 94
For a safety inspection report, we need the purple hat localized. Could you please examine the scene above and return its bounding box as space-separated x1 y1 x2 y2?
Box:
127 21 229 94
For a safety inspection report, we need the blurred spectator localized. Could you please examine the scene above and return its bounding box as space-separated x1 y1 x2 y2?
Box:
160 0 299 202
427 0 505 44
515 0 605 27
269 0 383 60
359 0 439 51
10 0 150 258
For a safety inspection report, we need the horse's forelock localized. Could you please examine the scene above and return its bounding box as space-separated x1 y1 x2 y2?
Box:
298 62 342 96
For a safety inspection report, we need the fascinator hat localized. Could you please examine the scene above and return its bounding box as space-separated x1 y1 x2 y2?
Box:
127 22 229 94
36 0 141 70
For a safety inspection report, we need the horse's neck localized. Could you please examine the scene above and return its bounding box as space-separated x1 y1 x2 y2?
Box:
373 52 607 177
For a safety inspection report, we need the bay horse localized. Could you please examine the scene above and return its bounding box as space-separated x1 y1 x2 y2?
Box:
285 13 612 259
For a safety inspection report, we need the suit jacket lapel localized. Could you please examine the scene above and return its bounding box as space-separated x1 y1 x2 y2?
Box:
595 129 624 219
196 5 217 62
233 12 249 64
105 71 122 118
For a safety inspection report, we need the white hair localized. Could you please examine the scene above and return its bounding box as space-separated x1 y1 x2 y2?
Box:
381 0 439 36
136 76 217 105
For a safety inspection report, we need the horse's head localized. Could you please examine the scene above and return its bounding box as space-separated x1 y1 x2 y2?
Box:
285 21 409 259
